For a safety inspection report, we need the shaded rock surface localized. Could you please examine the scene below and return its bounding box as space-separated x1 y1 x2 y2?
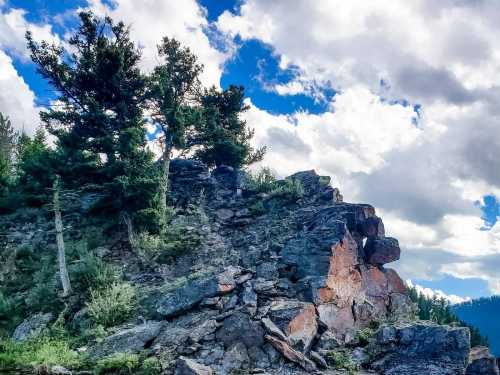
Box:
467 346 500 375
7 159 484 375
367 321 470 375
12 312 53 342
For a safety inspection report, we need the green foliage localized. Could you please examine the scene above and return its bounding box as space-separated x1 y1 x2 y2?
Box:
69 246 122 292
16 128 55 206
247 167 277 193
133 222 202 263
356 327 375 347
86 282 137 328
408 286 489 347
0 336 83 372
0 291 19 336
148 37 203 152
269 178 304 200
94 353 161 375
194 85 266 168
27 11 162 232
326 350 358 374
0 112 16 194
94 353 140 375
24 257 58 313
247 167 304 201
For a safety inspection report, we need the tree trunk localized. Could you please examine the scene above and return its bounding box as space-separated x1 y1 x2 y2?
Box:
53 175 71 297
159 138 173 228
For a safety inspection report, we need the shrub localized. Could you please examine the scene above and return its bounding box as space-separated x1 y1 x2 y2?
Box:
70 250 121 291
94 353 140 375
25 260 58 313
133 223 202 264
0 336 83 372
326 350 358 374
86 282 137 328
139 357 162 375
269 178 304 200
355 327 375 347
247 167 277 193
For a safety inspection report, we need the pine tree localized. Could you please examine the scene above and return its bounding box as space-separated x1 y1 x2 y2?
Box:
194 85 266 169
148 37 203 225
0 113 16 192
27 11 162 231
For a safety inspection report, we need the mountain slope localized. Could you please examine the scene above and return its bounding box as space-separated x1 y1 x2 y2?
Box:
453 296 500 356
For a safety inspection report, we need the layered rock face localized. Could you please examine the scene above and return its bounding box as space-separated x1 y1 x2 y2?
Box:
11 159 484 374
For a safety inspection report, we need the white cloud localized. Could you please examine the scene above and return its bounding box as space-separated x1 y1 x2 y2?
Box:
406 279 470 305
218 0 500 295
0 5 60 58
217 0 500 104
0 50 41 135
87 0 228 87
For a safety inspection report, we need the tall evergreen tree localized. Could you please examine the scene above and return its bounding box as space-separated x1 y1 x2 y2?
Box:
26 11 161 231
16 127 54 206
0 113 16 191
194 85 266 169
148 37 203 223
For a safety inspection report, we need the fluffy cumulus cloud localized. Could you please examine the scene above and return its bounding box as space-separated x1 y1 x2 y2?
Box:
219 0 500 294
0 3 59 134
87 0 228 87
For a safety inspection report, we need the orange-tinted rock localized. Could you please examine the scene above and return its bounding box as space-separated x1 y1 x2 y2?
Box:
385 268 407 294
268 300 318 352
317 303 355 340
265 335 317 372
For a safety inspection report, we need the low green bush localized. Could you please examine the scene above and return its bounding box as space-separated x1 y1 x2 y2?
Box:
355 327 375 347
94 353 161 375
133 223 202 264
24 259 58 313
247 167 277 193
0 336 84 372
86 282 137 328
247 167 304 201
94 353 140 375
269 178 304 200
326 350 358 374
70 249 121 291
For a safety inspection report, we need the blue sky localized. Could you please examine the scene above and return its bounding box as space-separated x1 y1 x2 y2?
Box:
1 0 500 302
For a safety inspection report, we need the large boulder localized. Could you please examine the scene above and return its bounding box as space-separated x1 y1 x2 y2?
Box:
157 268 242 317
12 312 53 342
368 321 470 375
266 299 318 352
467 346 500 375
88 321 163 359
364 237 401 265
215 312 265 349
175 356 214 375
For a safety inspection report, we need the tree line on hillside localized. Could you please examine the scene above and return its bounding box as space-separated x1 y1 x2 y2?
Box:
407 286 489 347
0 11 265 235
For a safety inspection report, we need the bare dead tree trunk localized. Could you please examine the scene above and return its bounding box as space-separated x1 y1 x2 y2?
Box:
122 212 135 246
159 137 173 228
53 175 71 297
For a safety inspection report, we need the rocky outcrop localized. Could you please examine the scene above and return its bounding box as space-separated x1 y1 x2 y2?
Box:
89 321 162 359
467 346 500 375
17 160 479 375
367 321 470 374
156 267 244 317
12 312 53 342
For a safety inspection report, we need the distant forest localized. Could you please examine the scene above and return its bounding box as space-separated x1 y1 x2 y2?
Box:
407 287 489 349
453 296 500 356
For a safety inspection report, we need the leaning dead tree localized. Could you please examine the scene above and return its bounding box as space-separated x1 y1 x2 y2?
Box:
53 175 71 297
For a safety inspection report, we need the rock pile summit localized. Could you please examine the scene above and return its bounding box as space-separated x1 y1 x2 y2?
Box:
8 159 497 375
